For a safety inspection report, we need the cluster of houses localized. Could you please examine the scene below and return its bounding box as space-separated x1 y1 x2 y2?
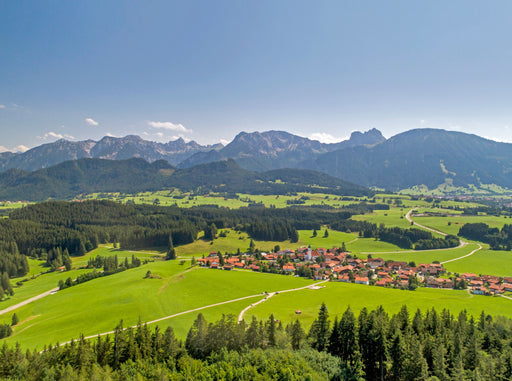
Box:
463 273 512 296
196 246 510 295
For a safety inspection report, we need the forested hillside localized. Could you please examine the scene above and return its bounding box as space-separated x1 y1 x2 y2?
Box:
0 158 372 201
306 129 512 191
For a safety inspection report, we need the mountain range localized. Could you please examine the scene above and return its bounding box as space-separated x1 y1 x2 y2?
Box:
1 127 512 193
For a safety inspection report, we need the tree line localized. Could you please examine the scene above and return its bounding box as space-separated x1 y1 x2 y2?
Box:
362 226 460 250
459 222 512 250
0 200 381 277
0 305 511 379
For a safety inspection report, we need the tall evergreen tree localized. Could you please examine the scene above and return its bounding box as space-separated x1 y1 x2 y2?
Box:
309 303 330 351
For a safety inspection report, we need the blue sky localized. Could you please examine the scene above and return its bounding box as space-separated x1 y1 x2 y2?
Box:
1 1 512 151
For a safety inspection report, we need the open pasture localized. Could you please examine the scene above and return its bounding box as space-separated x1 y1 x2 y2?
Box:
3 263 313 349
442 248 512 277
248 281 512 329
84 191 367 209
176 228 359 257
71 245 164 267
413 214 512 237
367 243 481 265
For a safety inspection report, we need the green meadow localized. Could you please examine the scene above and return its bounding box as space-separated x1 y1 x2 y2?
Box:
248 281 512 328
442 248 512 277
413 214 512 236
3 263 314 349
83 191 366 209
71 245 164 267
176 228 359 257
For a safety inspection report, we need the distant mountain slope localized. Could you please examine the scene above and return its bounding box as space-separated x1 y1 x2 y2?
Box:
179 129 385 170
0 158 372 201
0 158 177 200
305 128 512 191
0 135 222 172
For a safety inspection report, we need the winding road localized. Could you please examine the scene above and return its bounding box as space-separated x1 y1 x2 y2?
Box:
370 208 482 264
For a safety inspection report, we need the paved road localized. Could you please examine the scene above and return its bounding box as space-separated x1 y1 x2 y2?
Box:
0 287 59 317
405 208 483 264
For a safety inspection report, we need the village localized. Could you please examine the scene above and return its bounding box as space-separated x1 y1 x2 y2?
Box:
197 246 512 296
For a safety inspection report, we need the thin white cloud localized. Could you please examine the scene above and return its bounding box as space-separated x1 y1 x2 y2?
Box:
38 131 75 140
0 105 5 109
148 121 192 134
105 132 118 137
220 139 230 146
85 118 99 126
13 145 29 152
0 145 29 153
309 132 345 144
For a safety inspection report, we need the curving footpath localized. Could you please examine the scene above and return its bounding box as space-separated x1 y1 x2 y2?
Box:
0 287 59 317
237 279 329 322
56 279 329 347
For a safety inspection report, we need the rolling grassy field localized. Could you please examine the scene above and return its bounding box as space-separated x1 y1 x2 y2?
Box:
84 191 367 209
413 214 512 236
370 243 481 266
2 267 92 310
2 262 314 349
248 281 512 329
5 263 512 349
442 248 512 277
72 245 164 267
352 208 415 229
176 229 359 257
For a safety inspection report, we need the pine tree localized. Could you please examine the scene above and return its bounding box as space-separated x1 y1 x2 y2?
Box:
290 228 299 243
289 319 305 350
185 313 208 359
11 313 18 326
309 302 330 351
312 229 317 237
339 306 358 364
78 241 87 256
324 229 329 238
266 314 277 347
166 235 176 260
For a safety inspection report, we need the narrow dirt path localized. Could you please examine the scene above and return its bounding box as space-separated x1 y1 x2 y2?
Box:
56 280 330 347
0 287 59 317
237 279 329 322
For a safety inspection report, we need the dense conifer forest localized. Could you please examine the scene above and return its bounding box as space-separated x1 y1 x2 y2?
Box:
0 305 510 380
